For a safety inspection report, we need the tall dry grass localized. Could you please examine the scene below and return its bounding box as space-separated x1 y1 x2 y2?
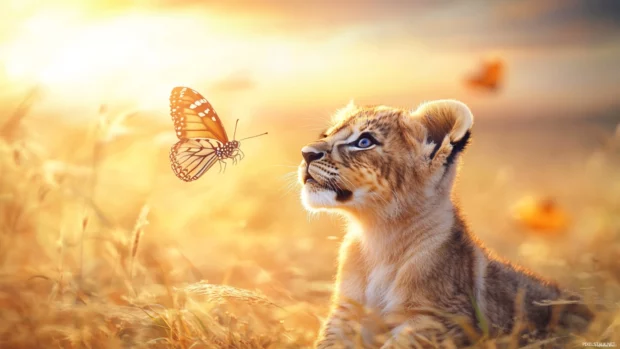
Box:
0 86 618 348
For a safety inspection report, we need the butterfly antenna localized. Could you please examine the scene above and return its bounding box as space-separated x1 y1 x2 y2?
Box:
239 132 268 142
233 119 239 140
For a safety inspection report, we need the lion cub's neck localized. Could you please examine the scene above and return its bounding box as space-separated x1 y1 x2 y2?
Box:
350 196 457 266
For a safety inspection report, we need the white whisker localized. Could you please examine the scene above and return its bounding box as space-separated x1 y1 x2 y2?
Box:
268 164 301 168
277 170 302 198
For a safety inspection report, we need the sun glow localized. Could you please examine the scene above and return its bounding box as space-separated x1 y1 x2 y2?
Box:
4 12 213 85
0 4 460 115
1 8 301 108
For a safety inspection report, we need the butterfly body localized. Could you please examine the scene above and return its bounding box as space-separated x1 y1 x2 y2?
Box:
216 140 240 160
168 86 263 182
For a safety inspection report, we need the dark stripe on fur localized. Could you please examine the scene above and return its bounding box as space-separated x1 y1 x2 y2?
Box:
429 137 441 160
446 130 471 166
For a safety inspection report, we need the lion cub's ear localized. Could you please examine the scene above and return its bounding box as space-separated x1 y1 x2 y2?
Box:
413 99 474 167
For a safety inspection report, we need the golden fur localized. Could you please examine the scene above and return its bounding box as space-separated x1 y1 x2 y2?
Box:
298 100 593 348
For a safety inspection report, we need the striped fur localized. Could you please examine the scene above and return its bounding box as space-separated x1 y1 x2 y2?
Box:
299 100 593 348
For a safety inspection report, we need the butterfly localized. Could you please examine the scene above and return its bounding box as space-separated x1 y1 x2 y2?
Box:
464 58 505 92
168 86 267 182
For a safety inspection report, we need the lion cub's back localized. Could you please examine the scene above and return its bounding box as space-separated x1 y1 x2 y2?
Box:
483 258 594 337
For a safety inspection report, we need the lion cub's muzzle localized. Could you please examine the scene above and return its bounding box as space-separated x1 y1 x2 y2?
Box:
300 146 325 185
300 146 353 202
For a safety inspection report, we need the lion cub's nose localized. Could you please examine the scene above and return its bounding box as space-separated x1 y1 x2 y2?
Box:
301 146 325 164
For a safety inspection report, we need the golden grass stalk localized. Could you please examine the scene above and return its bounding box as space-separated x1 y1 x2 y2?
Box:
130 204 150 280
78 209 89 284
0 85 41 141
182 282 281 309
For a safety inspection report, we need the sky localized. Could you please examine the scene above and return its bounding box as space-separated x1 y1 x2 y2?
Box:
0 0 619 123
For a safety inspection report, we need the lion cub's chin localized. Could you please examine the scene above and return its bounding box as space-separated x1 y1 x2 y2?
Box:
301 183 340 210
302 184 359 211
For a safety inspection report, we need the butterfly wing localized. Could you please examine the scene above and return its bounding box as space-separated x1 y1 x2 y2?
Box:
170 87 229 142
169 138 220 182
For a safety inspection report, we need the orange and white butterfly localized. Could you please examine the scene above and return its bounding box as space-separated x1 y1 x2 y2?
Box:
168 86 267 182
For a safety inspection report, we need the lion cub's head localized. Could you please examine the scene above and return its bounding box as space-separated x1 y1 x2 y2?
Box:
298 100 473 221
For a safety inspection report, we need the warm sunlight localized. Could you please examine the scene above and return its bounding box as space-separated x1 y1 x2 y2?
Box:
0 1 619 347
0 3 471 115
4 11 235 88
1 7 314 111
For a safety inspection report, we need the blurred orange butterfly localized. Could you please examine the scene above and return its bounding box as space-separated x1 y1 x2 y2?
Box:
465 58 505 92
512 195 570 235
168 86 267 182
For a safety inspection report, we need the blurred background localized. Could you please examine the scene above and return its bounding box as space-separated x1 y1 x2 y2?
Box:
0 0 619 348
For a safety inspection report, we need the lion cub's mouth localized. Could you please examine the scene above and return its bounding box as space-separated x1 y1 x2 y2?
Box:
303 171 353 202
302 171 316 185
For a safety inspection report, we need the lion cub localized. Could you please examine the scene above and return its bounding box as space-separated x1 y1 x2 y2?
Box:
298 100 593 348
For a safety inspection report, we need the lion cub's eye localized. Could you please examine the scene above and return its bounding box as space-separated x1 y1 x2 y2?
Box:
350 132 379 150
357 138 373 148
